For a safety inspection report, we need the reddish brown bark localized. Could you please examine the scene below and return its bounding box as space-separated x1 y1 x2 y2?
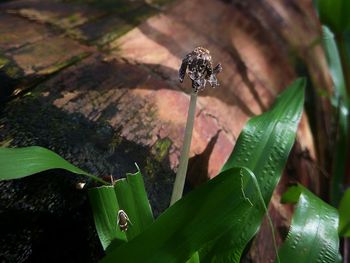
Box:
0 0 336 262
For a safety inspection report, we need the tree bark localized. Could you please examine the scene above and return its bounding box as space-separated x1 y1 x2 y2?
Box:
0 0 333 262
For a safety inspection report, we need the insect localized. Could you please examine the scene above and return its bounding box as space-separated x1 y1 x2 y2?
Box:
179 47 222 92
117 210 131 231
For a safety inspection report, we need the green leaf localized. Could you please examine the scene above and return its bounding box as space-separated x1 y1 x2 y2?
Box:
0 146 107 184
201 79 305 262
88 186 127 251
185 253 200 263
322 26 348 105
322 26 349 206
338 188 350 237
100 167 260 263
88 166 153 252
114 166 154 240
315 0 350 33
278 185 340 263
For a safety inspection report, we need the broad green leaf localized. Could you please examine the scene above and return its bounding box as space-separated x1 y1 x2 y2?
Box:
0 146 107 184
315 0 350 33
322 26 349 206
278 185 340 263
338 188 350 237
100 167 260 263
88 186 127 251
201 79 305 262
114 179 138 239
89 166 153 251
114 166 154 240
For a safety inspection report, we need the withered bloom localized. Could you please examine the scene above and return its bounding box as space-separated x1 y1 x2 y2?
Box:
171 47 222 205
179 47 222 92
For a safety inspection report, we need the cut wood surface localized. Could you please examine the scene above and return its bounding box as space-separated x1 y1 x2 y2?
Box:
0 0 331 262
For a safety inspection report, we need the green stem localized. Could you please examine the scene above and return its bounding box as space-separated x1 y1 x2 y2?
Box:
170 91 198 205
248 170 281 263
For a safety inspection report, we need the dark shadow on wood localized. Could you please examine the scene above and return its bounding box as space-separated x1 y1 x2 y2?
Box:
38 54 256 117
0 95 174 262
185 130 221 192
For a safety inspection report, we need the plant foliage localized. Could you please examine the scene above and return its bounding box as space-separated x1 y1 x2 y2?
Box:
100 167 259 263
322 26 349 206
279 185 340 263
0 146 106 184
315 0 350 33
0 79 341 263
200 78 305 262
338 188 350 237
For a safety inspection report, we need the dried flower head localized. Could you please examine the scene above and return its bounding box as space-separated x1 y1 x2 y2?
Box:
179 47 222 92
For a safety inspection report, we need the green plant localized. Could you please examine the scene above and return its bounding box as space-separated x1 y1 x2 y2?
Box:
338 188 350 237
311 2 350 259
0 78 343 262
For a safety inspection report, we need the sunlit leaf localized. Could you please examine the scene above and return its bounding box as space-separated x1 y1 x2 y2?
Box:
278 185 340 263
0 146 107 184
114 166 154 240
200 79 305 262
100 167 260 263
88 166 153 252
88 186 127 251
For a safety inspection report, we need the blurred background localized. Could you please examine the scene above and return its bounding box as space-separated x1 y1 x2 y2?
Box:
0 0 349 262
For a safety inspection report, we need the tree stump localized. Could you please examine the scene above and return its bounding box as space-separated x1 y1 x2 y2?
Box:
0 0 329 262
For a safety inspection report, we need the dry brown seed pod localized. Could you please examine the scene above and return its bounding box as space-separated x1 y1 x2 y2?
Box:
179 47 222 92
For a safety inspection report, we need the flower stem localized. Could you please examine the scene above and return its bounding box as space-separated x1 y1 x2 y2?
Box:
170 91 198 205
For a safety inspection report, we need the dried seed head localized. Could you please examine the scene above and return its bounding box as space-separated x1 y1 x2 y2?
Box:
179 47 222 92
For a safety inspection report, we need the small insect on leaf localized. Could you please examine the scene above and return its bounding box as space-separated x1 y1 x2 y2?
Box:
75 182 86 190
117 210 131 232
